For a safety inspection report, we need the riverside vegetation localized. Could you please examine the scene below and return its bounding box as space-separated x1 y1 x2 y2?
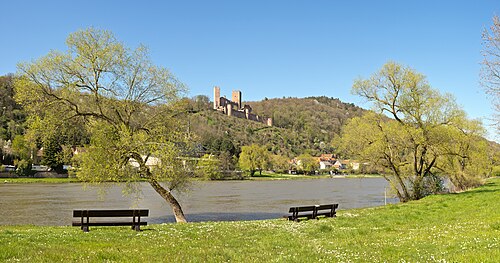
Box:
1 177 498 262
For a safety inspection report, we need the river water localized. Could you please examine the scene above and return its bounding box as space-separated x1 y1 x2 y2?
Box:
0 177 397 225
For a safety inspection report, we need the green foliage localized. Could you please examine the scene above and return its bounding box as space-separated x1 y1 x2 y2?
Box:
238 144 270 176
493 166 500 177
343 62 492 201
15 27 190 222
0 75 26 141
11 135 30 161
197 154 223 180
269 154 291 173
187 96 366 159
297 153 318 174
40 135 64 171
14 159 32 177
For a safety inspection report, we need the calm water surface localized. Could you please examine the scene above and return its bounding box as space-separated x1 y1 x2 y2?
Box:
0 178 397 225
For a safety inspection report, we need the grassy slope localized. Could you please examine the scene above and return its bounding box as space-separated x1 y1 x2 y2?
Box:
1 178 499 262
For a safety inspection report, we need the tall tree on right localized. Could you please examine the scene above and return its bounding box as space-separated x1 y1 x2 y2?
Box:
481 15 500 134
341 62 490 202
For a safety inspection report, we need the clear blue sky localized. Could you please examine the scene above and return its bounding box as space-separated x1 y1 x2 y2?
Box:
1 1 499 140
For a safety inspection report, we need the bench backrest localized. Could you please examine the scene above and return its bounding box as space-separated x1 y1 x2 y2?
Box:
315 204 338 211
73 209 149 217
288 206 316 213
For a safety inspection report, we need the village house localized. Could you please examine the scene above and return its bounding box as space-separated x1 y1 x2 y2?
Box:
316 154 360 171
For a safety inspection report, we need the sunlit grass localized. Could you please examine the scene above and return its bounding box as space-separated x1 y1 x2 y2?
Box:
1 178 498 262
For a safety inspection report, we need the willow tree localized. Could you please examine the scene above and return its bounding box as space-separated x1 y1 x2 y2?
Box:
481 15 500 133
15 28 190 222
239 144 270 176
341 62 487 201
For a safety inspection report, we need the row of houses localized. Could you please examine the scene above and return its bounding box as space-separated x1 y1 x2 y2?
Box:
317 154 360 171
291 154 360 171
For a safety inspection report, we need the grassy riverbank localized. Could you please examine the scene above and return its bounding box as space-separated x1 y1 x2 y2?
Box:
1 173 380 183
1 178 498 262
1 177 81 184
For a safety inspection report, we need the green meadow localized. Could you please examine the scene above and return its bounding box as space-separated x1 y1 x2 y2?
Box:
1 178 499 262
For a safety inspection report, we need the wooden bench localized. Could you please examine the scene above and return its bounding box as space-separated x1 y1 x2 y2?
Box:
72 209 149 232
287 204 338 221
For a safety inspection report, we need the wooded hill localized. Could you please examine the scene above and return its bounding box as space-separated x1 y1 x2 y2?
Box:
186 96 367 157
1 72 366 163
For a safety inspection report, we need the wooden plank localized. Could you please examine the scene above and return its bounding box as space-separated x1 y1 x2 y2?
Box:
288 206 316 221
72 222 147 227
73 209 149 217
294 206 316 212
315 204 339 217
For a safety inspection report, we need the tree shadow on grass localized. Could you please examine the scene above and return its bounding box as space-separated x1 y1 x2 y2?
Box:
149 212 284 224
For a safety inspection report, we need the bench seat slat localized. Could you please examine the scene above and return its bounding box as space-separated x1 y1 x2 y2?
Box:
72 222 147 227
72 209 149 232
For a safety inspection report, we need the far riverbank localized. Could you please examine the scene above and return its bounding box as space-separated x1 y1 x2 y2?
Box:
1 172 382 184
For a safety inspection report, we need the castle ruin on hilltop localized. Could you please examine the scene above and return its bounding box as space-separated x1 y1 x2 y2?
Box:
213 86 273 126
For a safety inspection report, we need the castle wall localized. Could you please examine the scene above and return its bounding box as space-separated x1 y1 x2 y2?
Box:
231 110 246 119
213 86 273 126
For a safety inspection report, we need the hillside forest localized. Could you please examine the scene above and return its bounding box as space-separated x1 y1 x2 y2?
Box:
1 71 366 172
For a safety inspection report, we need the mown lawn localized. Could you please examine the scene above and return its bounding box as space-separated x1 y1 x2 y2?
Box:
1 178 499 262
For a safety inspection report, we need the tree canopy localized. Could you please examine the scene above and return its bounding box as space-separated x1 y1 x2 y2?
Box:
341 62 491 201
15 28 190 222
238 144 270 176
0 75 26 142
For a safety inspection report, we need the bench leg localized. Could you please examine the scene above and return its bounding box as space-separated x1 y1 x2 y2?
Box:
82 226 89 232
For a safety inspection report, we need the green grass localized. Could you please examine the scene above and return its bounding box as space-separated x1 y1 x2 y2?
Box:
1 178 499 262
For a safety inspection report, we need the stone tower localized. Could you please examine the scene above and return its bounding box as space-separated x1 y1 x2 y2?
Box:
213 86 220 109
231 90 241 109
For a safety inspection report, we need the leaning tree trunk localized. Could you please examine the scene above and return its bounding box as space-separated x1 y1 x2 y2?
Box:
148 178 187 223
133 152 187 223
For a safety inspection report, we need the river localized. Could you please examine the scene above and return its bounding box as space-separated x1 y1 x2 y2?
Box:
0 177 397 225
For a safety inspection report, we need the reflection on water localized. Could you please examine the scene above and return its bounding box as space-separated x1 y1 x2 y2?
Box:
0 178 397 226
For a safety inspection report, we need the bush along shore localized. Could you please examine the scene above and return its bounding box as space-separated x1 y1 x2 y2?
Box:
0 178 499 262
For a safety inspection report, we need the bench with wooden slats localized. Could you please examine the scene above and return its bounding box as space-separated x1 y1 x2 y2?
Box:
287 204 338 221
72 209 149 232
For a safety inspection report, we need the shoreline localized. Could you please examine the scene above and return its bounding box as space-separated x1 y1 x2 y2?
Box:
2 173 383 184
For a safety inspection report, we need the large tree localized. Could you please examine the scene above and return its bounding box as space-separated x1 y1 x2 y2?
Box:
238 144 269 176
296 153 318 175
481 15 500 134
15 28 190 222
0 75 26 142
342 62 488 201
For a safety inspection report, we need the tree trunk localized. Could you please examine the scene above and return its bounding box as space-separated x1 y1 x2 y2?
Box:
148 178 187 223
